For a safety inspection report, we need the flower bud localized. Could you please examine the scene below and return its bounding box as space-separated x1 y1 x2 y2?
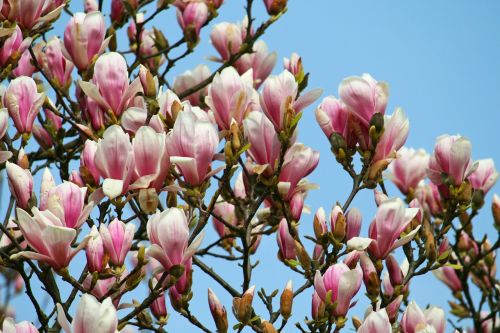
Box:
150 293 168 321
208 288 228 333
262 321 278 333
86 226 106 273
233 286 255 324
492 194 500 229
279 280 293 320
99 218 135 267
264 0 287 15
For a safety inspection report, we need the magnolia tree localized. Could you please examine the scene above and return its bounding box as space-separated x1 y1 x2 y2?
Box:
0 0 497 332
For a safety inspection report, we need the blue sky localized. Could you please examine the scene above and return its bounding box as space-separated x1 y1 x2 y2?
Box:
3 1 500 332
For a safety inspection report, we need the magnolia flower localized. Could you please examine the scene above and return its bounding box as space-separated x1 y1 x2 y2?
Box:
433 266 462 292
99 218 135 267
41 181 94 229
3 76 45 134
284 53 304 79
146 208 203 271
347 198 419 259
62 11 109 71
400 301 446 333
313 263 362 317
57 294 118 333
79 52 142 117
94 125 135 199
235 40 277 88
276 218 296 261
315 96 355 146
6 162 33 209
0 108 12 163
243 111 281 176
86 226 105 273
0 26 32 67
1 318 39 333
205 67 256 130
279 143 320 200
132 126 169 191
372 108 409 163
357 309 391 333
173 64 211 106
427 135 476 187
166 106 220 186
210 22 243 61
11 208 90 270
1 0 63 29
176 2 208 38
388 147 430 195
260 70 322 131
338 73 389 128
12 50 36 78
468 158 498 194
40 37 74 88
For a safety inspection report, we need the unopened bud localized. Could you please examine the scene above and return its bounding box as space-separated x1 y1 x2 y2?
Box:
280 280 293 320
294 241 311 271
329 132 347 160
266 0 287 16
233 286 255 324
313 207 327 241
262 321 278 333
153 28 169 50
17 148 29 169
352 316 362 330
492 194 500 230
139 188 159 214
208 288 228 333
139 65 157 98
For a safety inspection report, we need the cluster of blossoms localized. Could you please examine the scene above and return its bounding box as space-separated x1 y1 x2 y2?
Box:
0 0 497 333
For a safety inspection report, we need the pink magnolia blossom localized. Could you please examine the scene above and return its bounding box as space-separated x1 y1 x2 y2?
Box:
284 53 303 78
1 318 39 333
0 26 32 67
80 140 100 185
346 207 362 240
79 52 142 117
372 108 409 163
212 199 238 238
99 218 135 267
260 70 322 131
173 64 211 106
166 106 220 186
210 22 243 61
315 96 356 147
41 181 94 229
62 11 109 71
132 126 169 191
139 30 166 71
205 66 256 130
1 0 62 30
235 40 277 88
388 147 429 195
311 292 325 321
12 50 36 78
40 37 74 88
427 135 476 187
32 125 53 149
313 262 362 317
468 158 498 194
0 108 12 163
357 309 391 333
433 266 462 292
338 73 389 128
86 226 105 273
276 218 296 261
151 292 168 320
3 76 45 134
146 207 203 271
243 111 281 176
110 0 138 23
401 301 446 333
158 87 181 120
57 294 117 333
347 198 419 260
279 143 320 200
121 107 163 134
94 125 135 199
176 2 208 38
11 208 90 270
6 162 33 209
